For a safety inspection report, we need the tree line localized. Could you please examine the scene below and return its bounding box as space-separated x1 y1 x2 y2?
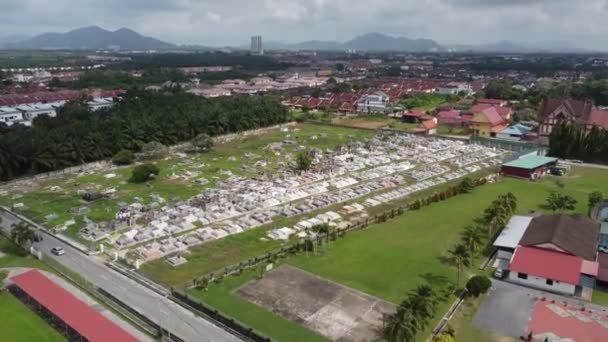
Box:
548 121 608 164
0 91 289 180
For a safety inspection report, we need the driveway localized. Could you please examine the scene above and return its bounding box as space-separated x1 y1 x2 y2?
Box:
473 280 536 338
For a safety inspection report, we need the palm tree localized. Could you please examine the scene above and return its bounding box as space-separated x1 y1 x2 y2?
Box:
505 192 518 214
483 204 508 238
461 226 484 255
449 244 471 286
10 222 35 246
382 307 417 342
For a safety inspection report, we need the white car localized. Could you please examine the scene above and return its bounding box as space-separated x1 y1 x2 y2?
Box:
493 268 504 279
51 247 65 256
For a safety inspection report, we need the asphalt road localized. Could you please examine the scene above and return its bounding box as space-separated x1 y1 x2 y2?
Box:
0 210 241 342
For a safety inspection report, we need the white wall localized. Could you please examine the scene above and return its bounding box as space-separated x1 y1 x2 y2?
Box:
508 271 576 295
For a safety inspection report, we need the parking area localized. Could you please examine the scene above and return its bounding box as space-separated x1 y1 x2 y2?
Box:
474 280 608 341
234 265 395 341
473 280 536 338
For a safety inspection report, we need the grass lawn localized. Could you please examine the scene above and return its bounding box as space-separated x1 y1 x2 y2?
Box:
592 287 608 306
181 167 608 342
0 293 65 342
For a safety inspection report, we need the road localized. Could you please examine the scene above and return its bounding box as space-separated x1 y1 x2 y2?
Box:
0 210 241 342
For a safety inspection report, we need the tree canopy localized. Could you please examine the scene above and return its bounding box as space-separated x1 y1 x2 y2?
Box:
130 163 160 183
0 91 288 180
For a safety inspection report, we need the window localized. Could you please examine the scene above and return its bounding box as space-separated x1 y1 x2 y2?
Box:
518 273 528 280
546 279 554 286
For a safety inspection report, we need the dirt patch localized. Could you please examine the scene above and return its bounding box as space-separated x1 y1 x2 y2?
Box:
234 265 395 341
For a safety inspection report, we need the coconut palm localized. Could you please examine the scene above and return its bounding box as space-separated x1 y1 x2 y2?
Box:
382 306 417 342
461 226 485 255
449 244 471 286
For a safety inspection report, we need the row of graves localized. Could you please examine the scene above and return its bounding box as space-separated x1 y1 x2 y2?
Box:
116 133 509 266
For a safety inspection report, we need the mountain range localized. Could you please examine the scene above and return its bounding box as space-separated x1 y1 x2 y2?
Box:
0 26 594 53
3 26 176 50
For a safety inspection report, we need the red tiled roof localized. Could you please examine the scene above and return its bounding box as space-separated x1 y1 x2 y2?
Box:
478 98 503 105
402 111 424 118
478 107 505 126
588 110 608 129
11 270 138 342
509 246 582 284
420 119 437 130
437 110 460 120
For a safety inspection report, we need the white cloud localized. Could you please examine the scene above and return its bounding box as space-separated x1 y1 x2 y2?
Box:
0 0 607 49
265 0 308 21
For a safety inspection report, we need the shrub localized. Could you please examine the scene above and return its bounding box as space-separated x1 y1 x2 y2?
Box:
433 333 455 342
466 275 492 297
112 149 135 165
130 163 160 183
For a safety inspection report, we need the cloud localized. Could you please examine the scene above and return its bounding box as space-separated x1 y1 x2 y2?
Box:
0 0 606 49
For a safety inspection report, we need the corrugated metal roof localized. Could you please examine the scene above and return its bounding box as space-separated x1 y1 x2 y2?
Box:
502 155 558 169
509 246 582 284
493 215 533 249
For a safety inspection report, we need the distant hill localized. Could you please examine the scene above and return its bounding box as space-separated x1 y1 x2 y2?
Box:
265 33 443 52
5 26 176 50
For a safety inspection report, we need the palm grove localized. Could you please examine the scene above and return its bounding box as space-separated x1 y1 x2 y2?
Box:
0 91 289 180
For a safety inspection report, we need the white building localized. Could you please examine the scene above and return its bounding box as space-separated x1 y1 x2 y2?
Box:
0 106 24 124
356 91 390 114
87 98 114 111
16 102 61 121
251 35 263 55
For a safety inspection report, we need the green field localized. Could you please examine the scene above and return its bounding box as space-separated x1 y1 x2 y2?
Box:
0 293 65 342
0 123 373 247
185 167 608 342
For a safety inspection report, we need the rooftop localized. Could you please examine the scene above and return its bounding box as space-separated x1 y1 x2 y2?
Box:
10 270 138 342
502 155 558 170
493 215 534 249
509 246 582 284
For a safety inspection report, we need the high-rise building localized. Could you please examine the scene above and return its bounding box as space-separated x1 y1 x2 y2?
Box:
251 35 263 55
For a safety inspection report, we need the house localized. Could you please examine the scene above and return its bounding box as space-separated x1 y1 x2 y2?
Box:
471 103 513 121
0 106 24 124
436 110 464 126
477 98 506 106
437 82 471 95
16 102 60 120
401 110 425 123
501 155 558 180
538 98 608 136
493 215 534 270
356 91 390 114
417 118 437 135
87 98 114 111
506 215 600 298
469 106 506 137
495 123 533 141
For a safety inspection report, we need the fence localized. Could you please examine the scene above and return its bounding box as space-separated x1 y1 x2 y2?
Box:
187 174 496 288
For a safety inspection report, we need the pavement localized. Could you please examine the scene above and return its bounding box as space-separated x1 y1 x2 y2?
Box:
473 280 608 339
473 280 537 338
0 209 241 342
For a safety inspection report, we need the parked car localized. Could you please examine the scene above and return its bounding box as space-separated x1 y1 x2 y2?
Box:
51 247 65 256
493 268 504 279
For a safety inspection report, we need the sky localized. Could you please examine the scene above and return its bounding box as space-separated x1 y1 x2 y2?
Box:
1 0 607 49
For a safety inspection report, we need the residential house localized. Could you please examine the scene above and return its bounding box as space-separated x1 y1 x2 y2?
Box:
496 123 533 141
538 98 608 137
469 106 506 137
436 110 464 127
472 103 513 121
501 155 558 180
505 215 600 299
0 106 24 124
417 118 437 135
356 91 390 114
